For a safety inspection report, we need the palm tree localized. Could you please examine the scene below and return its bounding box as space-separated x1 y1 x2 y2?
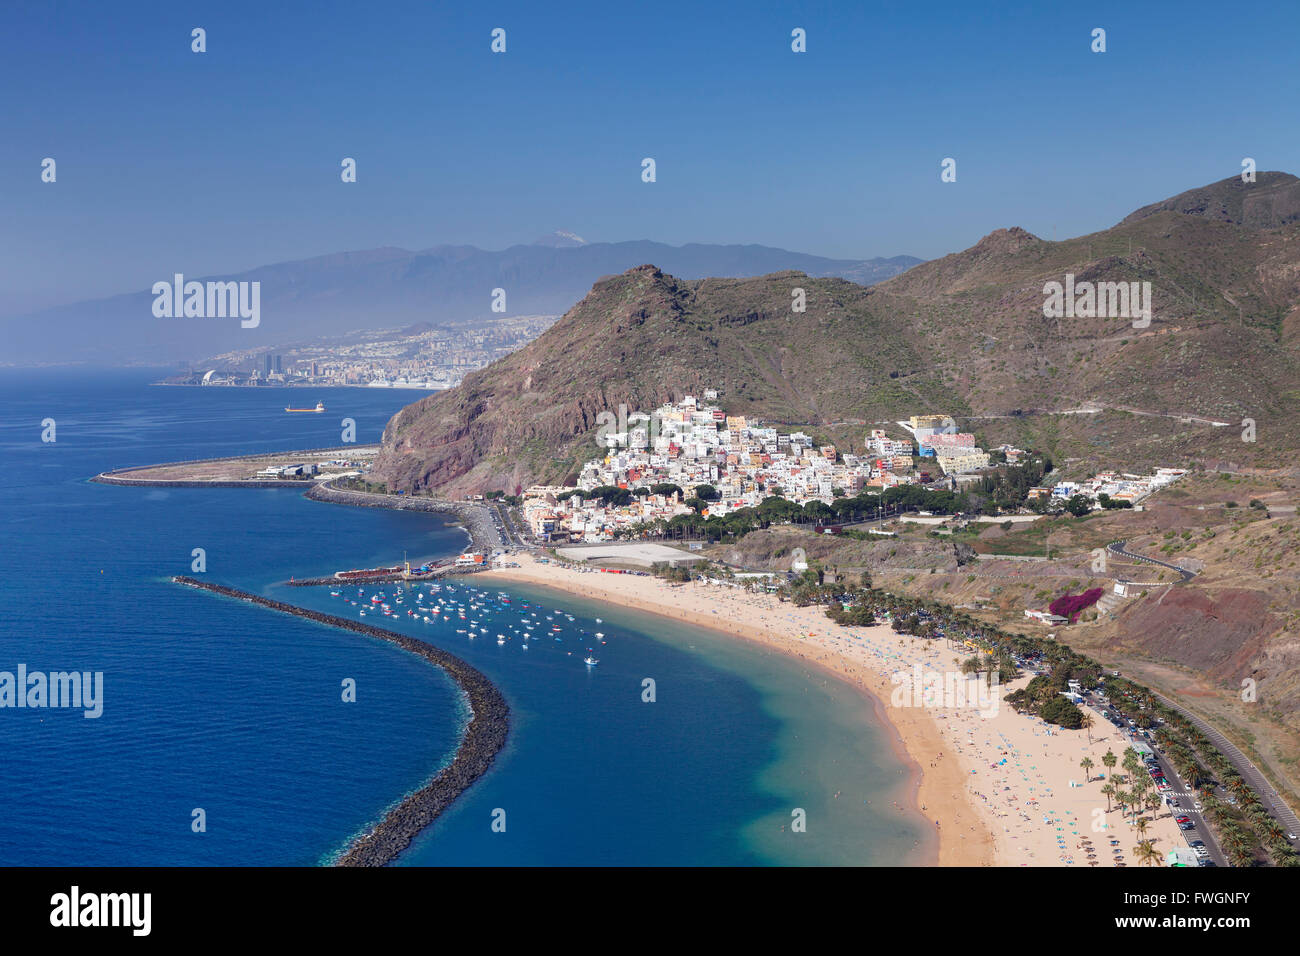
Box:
1080 757 1095 782
1134 839 1161 867
1101 783 1116 813
1102 750 1118 778
1122 748 1141 779
1222 828 1252 860
1081 713 1095 744
1135 817 1150 841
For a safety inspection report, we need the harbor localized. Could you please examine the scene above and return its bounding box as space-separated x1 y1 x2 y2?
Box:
90 446 506 559
91 445 380 487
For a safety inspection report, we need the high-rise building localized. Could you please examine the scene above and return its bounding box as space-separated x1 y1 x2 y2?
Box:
263 354 273 376
273 354 282 373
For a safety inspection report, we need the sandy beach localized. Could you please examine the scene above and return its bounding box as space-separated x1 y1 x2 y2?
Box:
481 555 1186 867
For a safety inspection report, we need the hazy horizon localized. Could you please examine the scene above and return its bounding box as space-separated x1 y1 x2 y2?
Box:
5 0 1299 314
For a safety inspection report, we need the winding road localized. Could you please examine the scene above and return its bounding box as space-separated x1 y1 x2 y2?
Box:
1107 539 1197 582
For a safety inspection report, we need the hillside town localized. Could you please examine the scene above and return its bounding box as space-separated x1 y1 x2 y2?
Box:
516 393 1186 543
1035 468 1188 508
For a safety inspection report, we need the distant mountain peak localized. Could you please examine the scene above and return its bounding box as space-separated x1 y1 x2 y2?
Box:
972 226 1040 253
4 237 922 365
533 229 588 248
1122 171 1300 229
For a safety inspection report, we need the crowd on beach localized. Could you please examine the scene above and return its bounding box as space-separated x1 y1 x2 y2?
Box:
484 556 1187 867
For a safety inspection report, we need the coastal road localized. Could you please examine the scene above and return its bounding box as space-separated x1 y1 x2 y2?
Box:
1107 539 1197 582
1148 690 1300 848
492 500 531 550
1145 743 1227 867
1098 541 1299 859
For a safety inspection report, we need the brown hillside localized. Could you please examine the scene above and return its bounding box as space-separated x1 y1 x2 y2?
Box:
375 174 1300 494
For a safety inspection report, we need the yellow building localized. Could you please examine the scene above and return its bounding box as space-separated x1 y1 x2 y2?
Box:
935 448 991 474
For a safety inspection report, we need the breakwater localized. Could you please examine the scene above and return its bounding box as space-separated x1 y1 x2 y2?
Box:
306 480 504 553
95 475 313 489
90 445 378 487
287 565 487 587
92 448 503 556
172 575 509 866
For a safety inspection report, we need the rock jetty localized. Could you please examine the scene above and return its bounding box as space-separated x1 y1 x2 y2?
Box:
172 576 509 867
306 480 503 553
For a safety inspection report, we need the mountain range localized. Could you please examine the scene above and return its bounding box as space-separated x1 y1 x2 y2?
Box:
369 173 1300 773
373 172 1300 495
0 234 921 366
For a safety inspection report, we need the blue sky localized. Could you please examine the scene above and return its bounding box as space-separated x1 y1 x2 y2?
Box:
2 0 1298 314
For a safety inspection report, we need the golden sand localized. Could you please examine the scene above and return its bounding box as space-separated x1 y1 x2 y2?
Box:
482 556 1186 867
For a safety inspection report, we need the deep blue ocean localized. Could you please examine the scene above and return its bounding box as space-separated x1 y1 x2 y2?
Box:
0 368 930 865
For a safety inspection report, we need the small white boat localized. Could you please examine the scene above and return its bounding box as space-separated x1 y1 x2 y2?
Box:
584 656 599 666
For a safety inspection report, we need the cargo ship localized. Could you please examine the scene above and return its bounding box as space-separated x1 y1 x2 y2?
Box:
285 401 325 413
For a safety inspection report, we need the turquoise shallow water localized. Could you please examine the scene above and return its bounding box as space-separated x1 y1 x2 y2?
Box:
0 367 931 865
